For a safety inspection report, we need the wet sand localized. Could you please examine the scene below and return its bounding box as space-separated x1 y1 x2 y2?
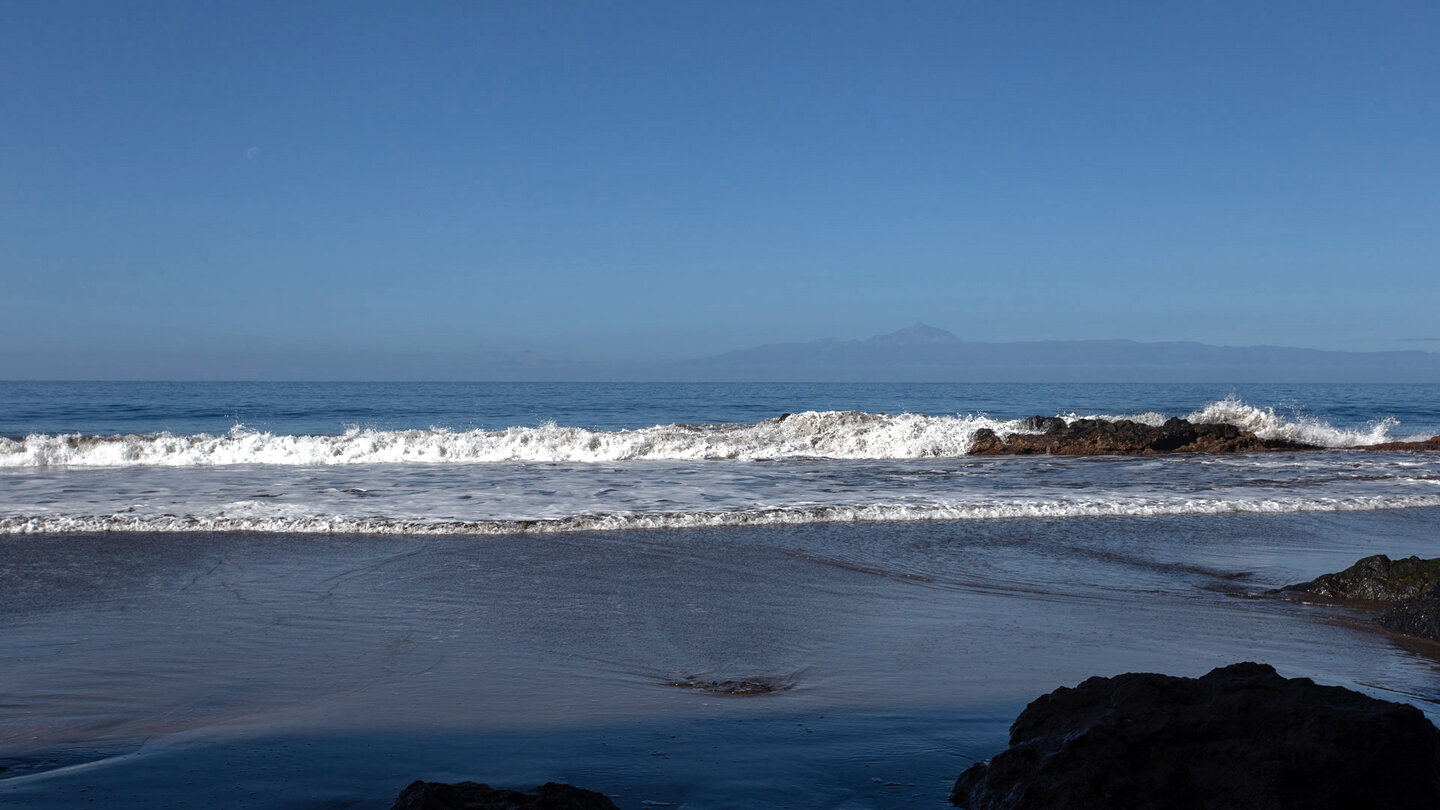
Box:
3 509 1440 808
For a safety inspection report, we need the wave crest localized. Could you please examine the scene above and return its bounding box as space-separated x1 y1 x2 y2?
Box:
1185 396 1398 447
0 399 1406 468
0 411 1024 468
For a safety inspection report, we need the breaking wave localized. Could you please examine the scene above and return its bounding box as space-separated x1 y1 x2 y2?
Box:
7 494 1440 535
1058 396 1402 447
0 398 1411 469
0 411 1023 468
1184 396 1399 448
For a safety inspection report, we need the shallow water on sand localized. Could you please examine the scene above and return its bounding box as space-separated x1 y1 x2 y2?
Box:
3 509 1440 808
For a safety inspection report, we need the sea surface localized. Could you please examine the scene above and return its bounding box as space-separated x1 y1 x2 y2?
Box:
2 382 1440 807
3 382 1440 535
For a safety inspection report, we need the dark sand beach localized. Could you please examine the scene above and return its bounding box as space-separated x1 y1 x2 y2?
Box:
4 508 1440 808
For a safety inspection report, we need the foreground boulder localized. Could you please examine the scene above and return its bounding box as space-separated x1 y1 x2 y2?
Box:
391 781 619 810
968 417 1318 456
1275 554 1440 601
951 662 1440 810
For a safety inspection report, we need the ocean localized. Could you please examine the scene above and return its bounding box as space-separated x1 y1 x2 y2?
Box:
4 382 1440 535
2 381 1439 807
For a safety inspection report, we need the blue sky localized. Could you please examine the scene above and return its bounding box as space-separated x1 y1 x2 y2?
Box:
2 1 1437 378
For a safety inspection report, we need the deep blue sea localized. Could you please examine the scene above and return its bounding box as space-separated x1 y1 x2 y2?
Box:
3 381 1439 534
4 380 1440 436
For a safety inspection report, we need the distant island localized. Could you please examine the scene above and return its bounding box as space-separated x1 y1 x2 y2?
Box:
428 324 1440 383
632 324 1440 384
10 325 1440 382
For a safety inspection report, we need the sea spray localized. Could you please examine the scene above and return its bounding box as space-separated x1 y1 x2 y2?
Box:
1186 396 1398 447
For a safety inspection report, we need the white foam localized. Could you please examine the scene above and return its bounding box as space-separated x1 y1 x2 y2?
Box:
7 493 1440 536
1059 411 1169 428
1186 396 1397 447
1054 397 1407 447
0 399 1414 468
0 411 1031 468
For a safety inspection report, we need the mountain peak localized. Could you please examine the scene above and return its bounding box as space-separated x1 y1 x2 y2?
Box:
867 324 961 346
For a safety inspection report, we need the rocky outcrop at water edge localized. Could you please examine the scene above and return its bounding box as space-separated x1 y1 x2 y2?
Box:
1275 554 1440 602
1274 554 1440 642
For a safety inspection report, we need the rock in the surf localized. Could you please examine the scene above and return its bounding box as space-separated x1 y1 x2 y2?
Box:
1275 554 1440 601
950 661 1440 810
390 780 620 810
1381 583 1440 641
967 416 1318 456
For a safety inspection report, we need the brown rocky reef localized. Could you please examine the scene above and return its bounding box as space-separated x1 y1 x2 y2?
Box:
968 416 1319 456
951 662 1440 810
391 781 619 810
1276 554 1440 641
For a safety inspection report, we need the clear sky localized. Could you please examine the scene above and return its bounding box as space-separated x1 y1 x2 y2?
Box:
2 1 1437 379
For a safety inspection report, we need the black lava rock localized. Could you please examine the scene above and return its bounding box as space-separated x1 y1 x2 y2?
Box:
1276 554 1440 602
1382 583 1440 641
951 662 1440 810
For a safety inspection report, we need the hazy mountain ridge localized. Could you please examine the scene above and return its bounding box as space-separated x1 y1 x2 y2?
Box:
677 325 1440 383
8 325 1438 382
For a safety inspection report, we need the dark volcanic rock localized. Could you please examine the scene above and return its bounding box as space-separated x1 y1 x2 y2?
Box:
951 662 1440 810
1275 554 1440 601
968 416 1318 456
1382 583 1440 641
1273 555 1440 644
391 780 620 810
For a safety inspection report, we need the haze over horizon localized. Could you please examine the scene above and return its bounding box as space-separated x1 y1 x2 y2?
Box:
4 2 1438 379
4 323 1439 382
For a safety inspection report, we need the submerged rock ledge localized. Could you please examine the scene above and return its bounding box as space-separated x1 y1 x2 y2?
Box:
951 662 1440 810
660 674 794 695
391 780 619 810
